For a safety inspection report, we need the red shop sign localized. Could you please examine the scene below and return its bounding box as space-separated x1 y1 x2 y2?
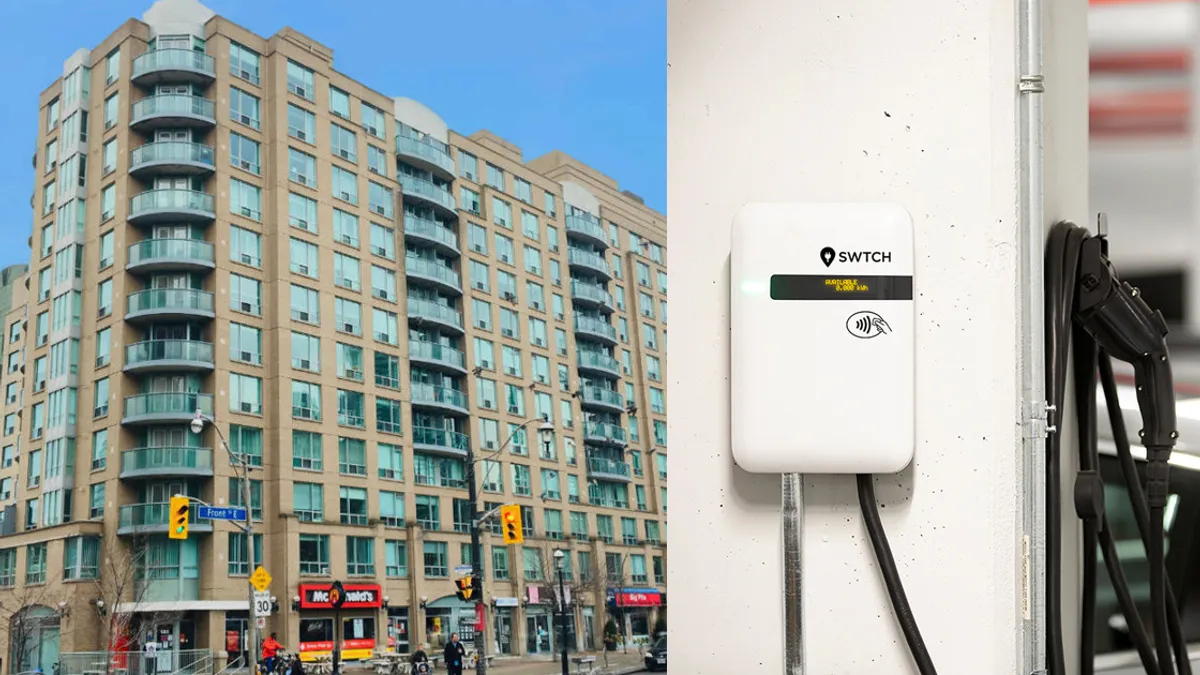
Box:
299 584 383 609
614 591 661 607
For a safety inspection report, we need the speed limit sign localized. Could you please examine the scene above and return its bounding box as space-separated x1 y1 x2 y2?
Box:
253 591 272 617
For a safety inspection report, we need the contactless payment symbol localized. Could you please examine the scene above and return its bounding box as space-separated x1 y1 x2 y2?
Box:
820 247 836 268
846 311 891 339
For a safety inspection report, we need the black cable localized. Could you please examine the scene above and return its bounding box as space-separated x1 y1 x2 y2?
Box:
1150 496 1175 675
1073 321 1100 675
1097 509 1162 675
856 473 938 675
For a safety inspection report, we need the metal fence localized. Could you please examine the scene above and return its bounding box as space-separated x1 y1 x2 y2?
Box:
59 650 212 675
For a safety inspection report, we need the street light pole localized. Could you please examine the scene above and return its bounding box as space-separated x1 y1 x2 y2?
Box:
192 411 256 672
554 550 569 675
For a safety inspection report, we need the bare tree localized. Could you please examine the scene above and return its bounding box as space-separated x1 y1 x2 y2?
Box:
0 575 67 674
91 537 153 675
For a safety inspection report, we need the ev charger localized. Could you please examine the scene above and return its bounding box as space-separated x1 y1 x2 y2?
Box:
730 202 916 474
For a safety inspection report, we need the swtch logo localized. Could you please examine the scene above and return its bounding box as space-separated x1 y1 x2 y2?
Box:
846 311 891 339
820 246 892 267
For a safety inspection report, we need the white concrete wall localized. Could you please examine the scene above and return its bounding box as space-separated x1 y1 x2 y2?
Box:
668 0 1087 672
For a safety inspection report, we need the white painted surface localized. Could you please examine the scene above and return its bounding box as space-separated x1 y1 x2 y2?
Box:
1090 1 1195 53
668 0 1086 672
141 0 214 40
392 97 450 144
560 181 601 216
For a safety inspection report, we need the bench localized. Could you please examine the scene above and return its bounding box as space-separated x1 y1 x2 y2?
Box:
570 656 597 674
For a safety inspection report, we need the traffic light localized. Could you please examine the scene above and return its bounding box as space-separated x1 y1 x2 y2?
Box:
499 504 523 544
169 495 190 540
455 576 475 601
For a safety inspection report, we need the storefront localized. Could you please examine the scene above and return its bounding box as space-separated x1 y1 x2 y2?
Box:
607 588 662 645
524 585 576 654
423 596 476 651
296 583 383 662
491 598 518 655
385 607 411 654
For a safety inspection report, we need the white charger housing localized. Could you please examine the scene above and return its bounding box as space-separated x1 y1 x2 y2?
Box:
730 202 916 474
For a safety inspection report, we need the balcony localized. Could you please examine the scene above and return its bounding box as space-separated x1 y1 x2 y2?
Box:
575 316 618 346
407 298 464 335
399 174 457 219
125 288 215 323
405 256 463 296
122 392 214 426
410 382 470 416
587 457 633 483
568 248 612 280
130 141 215 178
120 446 214 480
404 214 460 256
565 213 608 249
412 425 471 458
128 189 215 225
570 280 615 313
130 94 216 131
579 386 626 414
123 339 215 375
584 421 628 447
577 350 622 378
396 134 455 180
126 238 215 274
409 340 468 375
117 501 213 536
131 49 216 87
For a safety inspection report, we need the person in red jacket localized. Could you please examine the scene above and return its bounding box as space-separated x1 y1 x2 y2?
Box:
261 633 283 674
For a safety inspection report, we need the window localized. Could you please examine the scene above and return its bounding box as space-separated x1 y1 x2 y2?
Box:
334 209 360 247
93 377 109 417
500 308 520 338
385 541 408 577
474 338 495 370
42 181 55 216
337 343 364 381
528 317 548 346
230 323 262 365
486 163 505 191
339 390 366 428
333 167 359 204
100 185 115 220
346 537 374 576
230 42 261 84
493 198 512 228
339 486 368 524
542 471 562 501
291 381 322 421
374 351 400 389
230 225 261 267
230 372 263 415
515 177 532 203
511 464 532 496
230 132 261 174
373 308 398 344
288 148 316 187
544 191 556 216
522 211 539 240
468 223 488 254
378 443 404 481
293 430 323 470
461 187 481 214
330 86 351 118
290 238 319 277
367 145 388 177
361 102 386 138
230 178 262 221
96 279 112 317
299 534 330 575
371 265 397 301
339 437 367 475
550 260 562 286
89 483 105 518
459 151 478 180
228 533 264 575
290 193 318 233
230 477 264 520
292 482 323 523
502 346 523 377
104 92 119 128
335 253 361 291
482 459 503 493
370 222 396 260
230 273 262 315
368 181 393 219
228 425 264 467
650 388 666 414
376 396 402 434
102 138 117 175
25 543 47 584
331 124 357 162
230 87 261 129
335 298 362 335
646 355 662 381
524 246 543 276
473 299 492 331
470 261 491 293
287 60 315 99
45 139 57 175
523 548 544 581
414 493 444 528
288 103 316 143
423 541 448 577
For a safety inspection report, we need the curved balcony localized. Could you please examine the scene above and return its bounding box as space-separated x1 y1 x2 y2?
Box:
587 457 633 483
123 339 214 375
399 174 457 219
130 141 215 178
130 94 216 131
396 134 455 180
125 288 215 323
567 248 612 280
405 256 462 296
118 501 213 536
577 350 622 378
120 446 214 480
131 49 216 87
409 340 468 375
565 214 608 249
571 280 614 313
407 298 464 335
579 386 626 414
412 425 471 458
128 189 215 225
574 316 618 346
410 382 470 416
127 238 215 274
123 392 214 426
404 215 460 257
584 421 628 447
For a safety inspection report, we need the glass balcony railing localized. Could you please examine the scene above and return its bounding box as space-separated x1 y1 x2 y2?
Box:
396 134 456 175
412 426 471 453
123 392 214 420
127 238 215 268
131 94 215 123
571 280 613 307
585 421 627 445
577 350 621 374
121 446 214 475
130 141 215 171
119 501 206 531
407 298 463 329
580 386 625 409
131 49 216 79
399 174 456 212
405 256 462 291
404 214 460 252
125 339 214 367
575 316 617 341
129 189 215 218
565 214 608 244
568 249 611 276
409 340 466 370
126 288 215 316
411 382 469 411
588 457 632 479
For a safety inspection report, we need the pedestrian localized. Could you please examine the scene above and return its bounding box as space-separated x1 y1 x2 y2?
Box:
443 633 466 675
410 644 430 675
261 633 283 674
287 656 305 675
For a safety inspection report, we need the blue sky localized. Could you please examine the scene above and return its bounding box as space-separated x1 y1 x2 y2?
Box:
0 0 665 269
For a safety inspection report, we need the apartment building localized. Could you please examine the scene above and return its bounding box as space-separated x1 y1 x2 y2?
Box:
1 0 666 669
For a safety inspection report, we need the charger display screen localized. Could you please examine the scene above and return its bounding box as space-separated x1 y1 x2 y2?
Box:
769 274 914 301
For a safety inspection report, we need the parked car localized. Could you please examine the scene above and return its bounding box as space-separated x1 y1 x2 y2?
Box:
644 636 667 672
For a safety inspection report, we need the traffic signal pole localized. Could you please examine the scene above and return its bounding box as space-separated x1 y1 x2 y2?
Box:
465 444 489 675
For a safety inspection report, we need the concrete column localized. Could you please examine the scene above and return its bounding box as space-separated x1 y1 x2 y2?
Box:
668 1 1087 673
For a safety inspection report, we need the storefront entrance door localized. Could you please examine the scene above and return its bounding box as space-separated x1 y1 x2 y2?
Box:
525 612 552 654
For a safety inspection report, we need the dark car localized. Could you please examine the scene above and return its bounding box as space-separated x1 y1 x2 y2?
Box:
644 635 667 672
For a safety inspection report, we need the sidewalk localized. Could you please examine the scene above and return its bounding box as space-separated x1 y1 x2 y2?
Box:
484 650 645 675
